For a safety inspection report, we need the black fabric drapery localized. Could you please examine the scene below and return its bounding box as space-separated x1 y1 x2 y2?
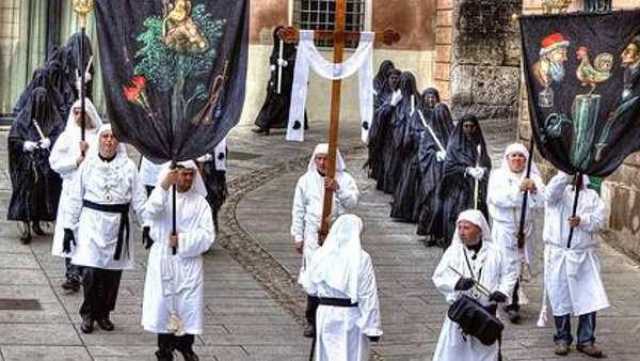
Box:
95 0 249 163
521 10 640 176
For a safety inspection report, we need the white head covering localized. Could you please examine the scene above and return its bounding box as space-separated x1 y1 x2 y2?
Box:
307 143 347 174
66 98 103 133
451 209 492 246
156 160 207 197
308 214 363 303
95 123 128 157
502 142 541 178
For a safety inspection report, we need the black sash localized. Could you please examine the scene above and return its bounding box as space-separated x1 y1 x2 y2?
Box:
82 200 130 261
318 297 358 307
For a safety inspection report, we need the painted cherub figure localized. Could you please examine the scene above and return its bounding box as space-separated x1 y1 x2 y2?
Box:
163 0 208 54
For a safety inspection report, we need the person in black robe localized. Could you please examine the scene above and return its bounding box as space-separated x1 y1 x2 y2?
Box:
390 72 424 222
253 26 307 135
366 61 397 179
372 68 401 190
7 87 64 244
62 32 94 101
13 67 66 117
431 114 491 249
415 89 454 245
380 71 416 195
198 152 228 231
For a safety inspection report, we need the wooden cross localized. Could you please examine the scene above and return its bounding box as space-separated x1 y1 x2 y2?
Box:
280 0 400 243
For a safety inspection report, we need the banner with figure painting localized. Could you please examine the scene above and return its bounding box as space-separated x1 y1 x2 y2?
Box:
95 0 249 162
520 11 640 176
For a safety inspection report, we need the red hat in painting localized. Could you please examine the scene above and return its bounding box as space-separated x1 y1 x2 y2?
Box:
539 32 570 56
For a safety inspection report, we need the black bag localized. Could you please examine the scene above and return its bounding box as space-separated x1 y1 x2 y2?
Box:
447 294 504 346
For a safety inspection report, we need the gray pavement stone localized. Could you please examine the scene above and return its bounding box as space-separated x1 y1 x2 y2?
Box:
0 346 92 361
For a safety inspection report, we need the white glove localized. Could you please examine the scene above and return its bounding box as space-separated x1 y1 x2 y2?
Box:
436 150 447 162
196 153 213 163
277 59 288 67
270 64 277 72
39 138 51 150
23 141 38 152
390 90 403 107
472 167 486 181
75 70 92 93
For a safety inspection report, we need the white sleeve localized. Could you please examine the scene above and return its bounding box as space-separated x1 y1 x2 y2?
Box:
487 171 521 208
290 178 306 243
545 173 570 205
178 199 215 258
432 246 461 304
129 162 148 226
336 173 359 210
49 134 78 177
356 253 383 337
145 186 169 220
578 193 606 233
527 174 546 209
63 163 86 229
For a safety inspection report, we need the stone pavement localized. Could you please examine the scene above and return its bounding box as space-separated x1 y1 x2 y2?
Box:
1 121 640 361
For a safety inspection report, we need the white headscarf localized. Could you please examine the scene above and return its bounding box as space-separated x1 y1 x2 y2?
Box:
94 123 128 157
307 143 347 174
155 160 207 197
451 209 492 246
65 98 103 134
308 214 363 303
501 142 541 178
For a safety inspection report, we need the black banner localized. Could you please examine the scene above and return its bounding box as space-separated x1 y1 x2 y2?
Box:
521 10 640 176
95 0 249 162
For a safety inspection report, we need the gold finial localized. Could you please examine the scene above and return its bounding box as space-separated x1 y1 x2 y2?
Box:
541 0 572 15
73 0 95 28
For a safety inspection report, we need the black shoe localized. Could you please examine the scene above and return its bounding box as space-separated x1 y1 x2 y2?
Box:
96 317 115 331
155 350 174 361
61 279 81 294
179 351 199 361
80 317 94 334
507 309 521 324
303 323 315 338
19 223 31 244
555 342 570 356
32 221 46 236
251 127 265 134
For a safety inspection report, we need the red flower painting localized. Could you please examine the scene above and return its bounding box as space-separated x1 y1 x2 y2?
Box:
123 75 153 116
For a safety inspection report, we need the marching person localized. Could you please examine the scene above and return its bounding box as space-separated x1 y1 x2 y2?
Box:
487 143 545 323
142 161 215 361
432 210 517 361
63 124 147 334
543 172 608 358
50 98 103 293
304 214 382 361
291 143 360 338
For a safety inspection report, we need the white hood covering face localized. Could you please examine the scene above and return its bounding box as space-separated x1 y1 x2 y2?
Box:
66 98 103 134
156 160 207 198
307 143 347 174
308 214 363 303
501 142 541 179
451 209 492 246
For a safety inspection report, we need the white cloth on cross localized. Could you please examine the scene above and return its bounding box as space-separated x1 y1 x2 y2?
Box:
287 30 375 144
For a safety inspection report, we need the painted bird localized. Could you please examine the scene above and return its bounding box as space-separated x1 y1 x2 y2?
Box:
576 46 614 95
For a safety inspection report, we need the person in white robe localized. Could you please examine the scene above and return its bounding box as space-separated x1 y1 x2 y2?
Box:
142 161 214 361
487 143 545 323
63 124 146 334
291 143 360 337
305 214 382 361
49 98 103 293
140 156 164 196
543 171 608 358
432 210 517 361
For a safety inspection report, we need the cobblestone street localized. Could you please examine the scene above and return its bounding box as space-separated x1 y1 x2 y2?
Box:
1 123 640 361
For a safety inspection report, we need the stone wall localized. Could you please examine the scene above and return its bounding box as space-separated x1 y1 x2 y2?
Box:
518 0 640 260
0 0 19 112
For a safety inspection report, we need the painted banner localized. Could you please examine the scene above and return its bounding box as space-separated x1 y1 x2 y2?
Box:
521 11 640 176
95 0 249 162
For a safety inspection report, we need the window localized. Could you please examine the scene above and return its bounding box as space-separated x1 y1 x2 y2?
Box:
293 0 366 48
584 0 612 13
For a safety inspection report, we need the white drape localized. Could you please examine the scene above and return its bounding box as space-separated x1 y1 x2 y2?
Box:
287 30 375 144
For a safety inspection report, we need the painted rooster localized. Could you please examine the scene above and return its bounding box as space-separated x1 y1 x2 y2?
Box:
576 46 613 95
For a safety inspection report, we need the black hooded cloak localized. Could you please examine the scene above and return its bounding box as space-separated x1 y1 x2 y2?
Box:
13 67 66 117
390 72 424 221
199 154 228 230
62 32 94 101
416 95 454 237
430 114 491 248
367 64 398 180
7 87 64 223
254 26 307 131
